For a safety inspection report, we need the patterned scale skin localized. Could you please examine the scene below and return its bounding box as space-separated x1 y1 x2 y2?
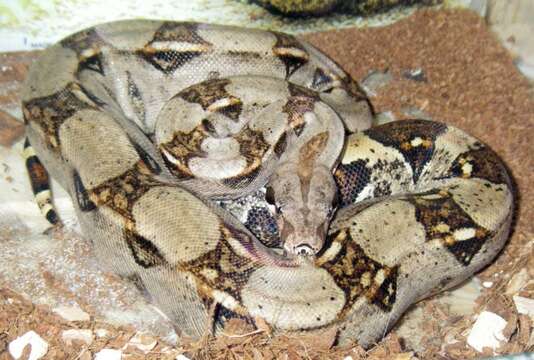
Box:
22 20 513 348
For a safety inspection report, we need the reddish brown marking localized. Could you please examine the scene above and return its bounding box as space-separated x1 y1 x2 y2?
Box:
449 147 509 185
28 162 49 187
178 78 243 121
315 221 326 240
321 229 398 312
271 31 309 78
160 124 207 178
297 132 329 203
89 160 162 220
153 22 210 45
280 219 296 241
22 83 97 151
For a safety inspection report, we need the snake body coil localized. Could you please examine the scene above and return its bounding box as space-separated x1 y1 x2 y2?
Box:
22 20 513 347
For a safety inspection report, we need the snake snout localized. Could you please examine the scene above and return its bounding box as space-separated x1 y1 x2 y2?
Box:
281 220 325 257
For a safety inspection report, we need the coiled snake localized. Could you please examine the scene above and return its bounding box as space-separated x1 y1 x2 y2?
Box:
22 20 514 347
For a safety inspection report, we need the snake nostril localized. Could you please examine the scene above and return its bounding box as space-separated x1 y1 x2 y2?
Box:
295 244 314 256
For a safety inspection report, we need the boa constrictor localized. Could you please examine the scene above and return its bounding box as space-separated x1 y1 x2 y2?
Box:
22 20 514 347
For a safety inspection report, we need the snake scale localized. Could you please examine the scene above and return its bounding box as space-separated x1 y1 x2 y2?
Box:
22 20 514 347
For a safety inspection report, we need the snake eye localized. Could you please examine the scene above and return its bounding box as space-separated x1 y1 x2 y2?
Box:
265 186 276 205
322 86 334 94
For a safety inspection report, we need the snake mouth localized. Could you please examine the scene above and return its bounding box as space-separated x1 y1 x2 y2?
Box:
283 242 320 257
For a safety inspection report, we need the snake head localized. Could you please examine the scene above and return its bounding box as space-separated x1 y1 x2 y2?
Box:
266 163 338 257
